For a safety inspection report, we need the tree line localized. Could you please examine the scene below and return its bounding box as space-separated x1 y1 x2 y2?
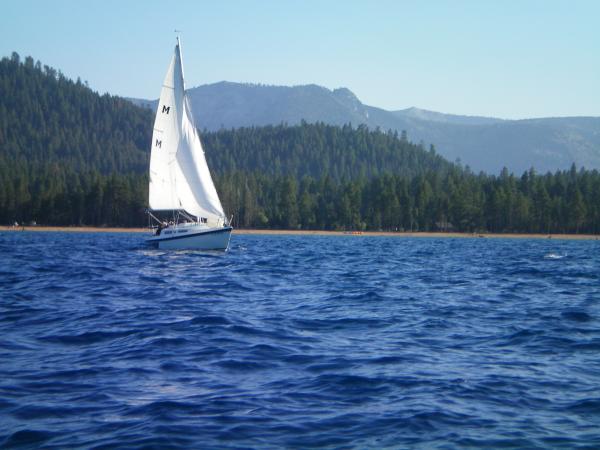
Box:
1 52 599 233
217 164 600 234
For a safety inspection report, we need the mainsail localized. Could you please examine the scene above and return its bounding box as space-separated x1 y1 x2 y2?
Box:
148 39 225 225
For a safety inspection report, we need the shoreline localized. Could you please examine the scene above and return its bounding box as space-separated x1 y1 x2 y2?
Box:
1 226 598 240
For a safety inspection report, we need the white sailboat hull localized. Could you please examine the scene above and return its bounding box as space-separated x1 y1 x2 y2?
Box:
147 225 232 250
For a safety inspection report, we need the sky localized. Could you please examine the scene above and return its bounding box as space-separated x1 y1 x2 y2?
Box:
2 0 599 119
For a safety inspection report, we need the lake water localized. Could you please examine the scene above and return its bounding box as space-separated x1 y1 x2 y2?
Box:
1 232 600 448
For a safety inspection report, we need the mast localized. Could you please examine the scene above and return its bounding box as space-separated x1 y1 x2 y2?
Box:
176 33 183 86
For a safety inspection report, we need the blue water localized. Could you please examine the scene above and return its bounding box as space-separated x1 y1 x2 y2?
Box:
1 232 600 449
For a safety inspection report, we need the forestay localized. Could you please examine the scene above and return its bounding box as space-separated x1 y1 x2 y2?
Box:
148 39 225 225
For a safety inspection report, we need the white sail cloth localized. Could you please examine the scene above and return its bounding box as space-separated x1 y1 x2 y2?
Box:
148 41 225 225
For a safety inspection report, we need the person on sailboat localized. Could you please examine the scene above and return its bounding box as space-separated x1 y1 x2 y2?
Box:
156 221 168 236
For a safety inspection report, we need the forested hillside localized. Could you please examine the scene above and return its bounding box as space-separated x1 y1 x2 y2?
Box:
205 123 450 180
1 53 600 233
0 52 151 226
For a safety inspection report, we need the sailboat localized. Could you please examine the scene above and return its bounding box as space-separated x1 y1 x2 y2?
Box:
146 38 232 250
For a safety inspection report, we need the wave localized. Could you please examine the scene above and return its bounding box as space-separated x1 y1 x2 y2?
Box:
1 232 599 448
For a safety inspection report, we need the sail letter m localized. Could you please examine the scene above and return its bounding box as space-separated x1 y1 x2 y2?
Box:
162 105 170 114
155 139 162 148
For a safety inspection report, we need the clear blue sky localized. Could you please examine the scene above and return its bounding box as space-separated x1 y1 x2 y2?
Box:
2 0 598 119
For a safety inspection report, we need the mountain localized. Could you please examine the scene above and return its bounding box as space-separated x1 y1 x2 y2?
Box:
128 83 373 130
130 82 600 174
393 107 504 126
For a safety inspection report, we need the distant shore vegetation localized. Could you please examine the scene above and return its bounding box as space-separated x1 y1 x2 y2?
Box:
1 52 599 233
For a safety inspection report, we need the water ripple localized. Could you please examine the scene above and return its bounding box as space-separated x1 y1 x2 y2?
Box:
1 232 600 448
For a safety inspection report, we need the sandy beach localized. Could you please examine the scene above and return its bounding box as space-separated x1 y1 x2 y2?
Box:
1 226 598 240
